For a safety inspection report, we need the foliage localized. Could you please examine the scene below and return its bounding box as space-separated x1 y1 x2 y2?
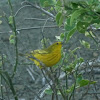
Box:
39 0 99 100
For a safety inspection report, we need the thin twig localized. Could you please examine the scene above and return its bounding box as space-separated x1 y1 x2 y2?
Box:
22 1 55 18
8 0 19 78
87 92 100 94
0 54 4 99
0 25 64 34
26 86 42 100
24 17 54 21
65 71 68 99
88 30 98 45
41 17 52 48
14 5 32 17
49 68 58 100
41 69 54 91
26 68 35 81
69 63 81 100
87 61 99 100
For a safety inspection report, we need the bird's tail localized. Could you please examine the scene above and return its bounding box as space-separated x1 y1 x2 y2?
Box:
18 53 27 56
19 52 35 60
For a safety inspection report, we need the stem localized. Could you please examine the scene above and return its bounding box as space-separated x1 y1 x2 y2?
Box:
0 25 64 34
1 55 4 99
41 18 51 48
49 68 58 100
69 67 79 100
2 72 18 100
41 69 54 92
65 71 68 100
8 0 18 78
59 88 66 100
22 1 55 18
51 93 55 100
50 68 67 100
88 31 98 45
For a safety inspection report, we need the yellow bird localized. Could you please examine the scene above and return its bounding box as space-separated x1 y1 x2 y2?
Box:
28 42 62 68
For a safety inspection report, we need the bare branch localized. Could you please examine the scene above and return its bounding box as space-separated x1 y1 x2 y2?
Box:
33 58 100 100
26 68 35 81
87 92 100 94
14 5 32 17
0 25 63 34
24 17 54 22
22 1 55 18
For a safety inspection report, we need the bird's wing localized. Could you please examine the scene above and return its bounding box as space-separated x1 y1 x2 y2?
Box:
30 49 49 55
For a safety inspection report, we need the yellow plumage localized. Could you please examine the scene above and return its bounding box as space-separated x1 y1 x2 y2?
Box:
28 42 62 68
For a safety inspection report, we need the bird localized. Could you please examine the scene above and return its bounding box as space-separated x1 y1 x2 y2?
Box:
28 42 62 68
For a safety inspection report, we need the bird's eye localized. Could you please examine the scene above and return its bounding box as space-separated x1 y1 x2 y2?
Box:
56 43 58 45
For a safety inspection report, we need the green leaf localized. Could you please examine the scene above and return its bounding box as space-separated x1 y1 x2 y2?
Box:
57 90 61 95
45 88 53 95
95 4 100 12
80 40 90 49
85 31 95 38
0 20 2 24
9 34 15 44
66 84 74 94
50 7 54 11
0 61 2 67
9 39 15 44
9 35 14 40
86 0 93 5
59 14 64 26
70 8 86 26
3 54 7 59
91 17 100 24
60 33 64 38
65 17 75 31
56 12 62 25
78 57 84 63
56 0 62 6
64 65 74 72
76 74 83 84
0 56 1 60
83 15 93 23
43 1 50 7
64 58 79 72
9 16 13 24
70 47 80 54
56 12 64 26
40 0 55 7
66 27 76 42
60 33 64 41
71 3 78 9
77 21 90 33
79 79 96 87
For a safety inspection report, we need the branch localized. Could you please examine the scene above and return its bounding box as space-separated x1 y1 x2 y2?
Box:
0 25 63 34
22 1 55 18
14 5 32 17
26 68 35 81
24 17 54 21
33 58 100 100
87 92 100 94
17 25 63 30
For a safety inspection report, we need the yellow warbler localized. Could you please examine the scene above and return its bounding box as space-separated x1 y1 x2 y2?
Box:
28 42 62 68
